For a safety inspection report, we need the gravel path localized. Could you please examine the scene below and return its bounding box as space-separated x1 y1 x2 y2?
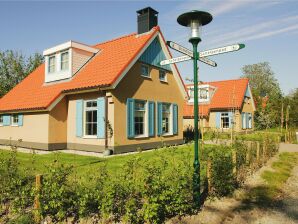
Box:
168 153 298 224
222 163 298 224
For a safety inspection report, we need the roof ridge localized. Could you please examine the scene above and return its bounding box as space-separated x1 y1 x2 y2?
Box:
92 26 160 48
186 78 248 86
93 32 137 47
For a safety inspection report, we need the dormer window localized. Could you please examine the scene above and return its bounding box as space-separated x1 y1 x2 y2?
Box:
61 51 69 70
43 41 99 83
48 55 56 73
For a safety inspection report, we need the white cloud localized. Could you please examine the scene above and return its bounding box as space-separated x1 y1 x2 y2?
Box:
206 14 298 46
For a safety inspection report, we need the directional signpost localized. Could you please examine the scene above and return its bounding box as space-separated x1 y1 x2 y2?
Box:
166 41 217 67
162 9 245 208
161 42 245 66
199 44 245 58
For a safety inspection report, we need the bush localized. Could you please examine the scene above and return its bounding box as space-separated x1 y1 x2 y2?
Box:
39 158 74 222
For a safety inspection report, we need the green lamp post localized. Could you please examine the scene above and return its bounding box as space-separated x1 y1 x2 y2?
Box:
177 10 212 207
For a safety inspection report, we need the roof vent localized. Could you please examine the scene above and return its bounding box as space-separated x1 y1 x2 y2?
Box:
137 7 158 34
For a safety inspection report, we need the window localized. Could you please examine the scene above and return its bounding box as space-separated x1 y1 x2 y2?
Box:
61 51 69 70
0 115 3 126
159 70 167 82
141 64 149 77
11 114 18 126
199 88 208 100
48 55 55 73
134 100 146 136
189 89 194 99
221 112 229 129
162 103 171 134
84 100 97 136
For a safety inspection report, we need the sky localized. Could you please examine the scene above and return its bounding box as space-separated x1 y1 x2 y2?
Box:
0 0 297 95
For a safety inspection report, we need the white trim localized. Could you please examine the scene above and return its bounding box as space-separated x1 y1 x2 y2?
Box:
83 99 98 137
247 83 256 111
43 40 99 56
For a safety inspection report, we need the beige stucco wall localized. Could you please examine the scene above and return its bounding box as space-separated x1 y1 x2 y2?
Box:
240 97 255 129
49 97 68 144
67 91 106 148
72 48 94 75
0 112 49 144
111 62 185 149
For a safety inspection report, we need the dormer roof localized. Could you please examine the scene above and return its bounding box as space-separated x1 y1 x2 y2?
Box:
43 40 99 56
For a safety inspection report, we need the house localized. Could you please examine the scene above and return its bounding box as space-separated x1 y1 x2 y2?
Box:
183 78 256 132
0 7 188 154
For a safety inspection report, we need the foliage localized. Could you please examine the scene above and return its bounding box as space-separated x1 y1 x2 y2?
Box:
39 158 74 222
0 50 43 97
241 62 283 129
0 139 280 223
284 88 298 127
207 145 236 196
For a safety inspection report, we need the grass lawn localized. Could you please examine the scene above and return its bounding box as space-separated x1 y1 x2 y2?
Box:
0 144 212 183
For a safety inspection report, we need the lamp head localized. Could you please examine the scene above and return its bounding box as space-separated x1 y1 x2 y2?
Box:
177 10 212 42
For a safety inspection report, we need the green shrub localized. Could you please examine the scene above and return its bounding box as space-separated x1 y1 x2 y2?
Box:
208 146 236 196
39 158 74 222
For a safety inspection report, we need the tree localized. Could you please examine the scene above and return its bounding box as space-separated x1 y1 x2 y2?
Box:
284 88 298 128
0 50 43 97
241 62 283 129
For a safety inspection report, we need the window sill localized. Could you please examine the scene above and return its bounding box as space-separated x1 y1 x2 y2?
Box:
83 135 98 139
11 124 19 127
134 135 149 139
160 80 168 83
141 75 151 79
162 133 174 137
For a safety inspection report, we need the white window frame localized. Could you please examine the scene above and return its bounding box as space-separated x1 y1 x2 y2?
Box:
48 55 56 73
159 70 167 82
60 50 69 71
0 115 3 126
141 64 150 78
162 103 173 136
134 100 148 138
83 100 98 138
11 114 19 126
220 112 229 129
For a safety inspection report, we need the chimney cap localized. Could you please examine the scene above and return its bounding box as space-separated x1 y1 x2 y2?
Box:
137 7 159 15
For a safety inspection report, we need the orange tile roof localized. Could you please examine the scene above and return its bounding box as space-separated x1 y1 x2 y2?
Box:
184 78 249 118
0 27 161 112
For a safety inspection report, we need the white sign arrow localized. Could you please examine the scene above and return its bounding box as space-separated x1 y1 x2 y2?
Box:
166 41 217 67
199 57 217 67
160 55 191 66
199 44 245 58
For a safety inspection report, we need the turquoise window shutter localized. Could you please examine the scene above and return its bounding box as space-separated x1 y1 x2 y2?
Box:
76 100 83 137
246 113 249 129
127 98 135 138
97 97 106 138
148 101 155 137
18 115 23 126
173 104 178 134
215 112 221 128
242 112 246 129
3 115 11 126
157 102 162 136
248 113 252 129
